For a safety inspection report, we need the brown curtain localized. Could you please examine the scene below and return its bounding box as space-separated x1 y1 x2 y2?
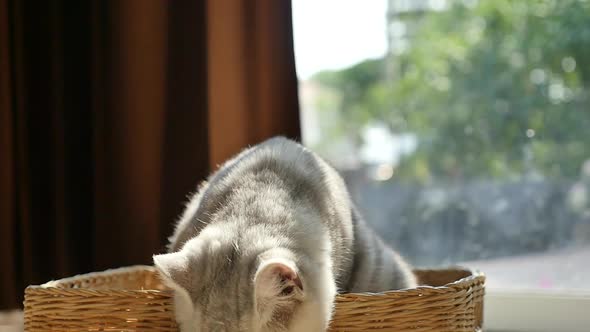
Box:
0 0 300 310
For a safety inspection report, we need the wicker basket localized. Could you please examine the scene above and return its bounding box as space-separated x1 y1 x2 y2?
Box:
24 265 485 332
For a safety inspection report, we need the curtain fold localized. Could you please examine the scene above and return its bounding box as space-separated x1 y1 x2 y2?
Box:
0 0 300 309
207 0 301 168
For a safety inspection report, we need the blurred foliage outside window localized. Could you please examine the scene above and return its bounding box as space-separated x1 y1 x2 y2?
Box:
300 0 590 288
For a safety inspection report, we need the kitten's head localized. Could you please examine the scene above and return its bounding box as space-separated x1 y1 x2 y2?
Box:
153 225 328 332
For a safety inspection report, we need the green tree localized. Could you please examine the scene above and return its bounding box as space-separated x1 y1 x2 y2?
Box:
313 0 590 182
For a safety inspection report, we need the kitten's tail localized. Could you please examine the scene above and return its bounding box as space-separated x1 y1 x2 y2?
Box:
346 207 417 293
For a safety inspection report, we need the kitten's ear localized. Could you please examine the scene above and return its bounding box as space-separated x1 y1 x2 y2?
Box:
254 258 304 316
153 252 191 291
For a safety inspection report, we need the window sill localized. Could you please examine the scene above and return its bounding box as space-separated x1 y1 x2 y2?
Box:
484 289 590 332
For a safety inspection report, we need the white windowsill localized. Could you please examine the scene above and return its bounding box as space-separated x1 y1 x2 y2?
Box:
484 289 590 332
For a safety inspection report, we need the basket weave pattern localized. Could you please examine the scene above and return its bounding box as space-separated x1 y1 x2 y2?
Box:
24 266 484 332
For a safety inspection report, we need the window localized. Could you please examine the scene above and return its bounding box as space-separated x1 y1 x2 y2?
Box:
293 0 590 330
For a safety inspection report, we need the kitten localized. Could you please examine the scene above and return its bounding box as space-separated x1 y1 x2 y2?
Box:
153 137 417 332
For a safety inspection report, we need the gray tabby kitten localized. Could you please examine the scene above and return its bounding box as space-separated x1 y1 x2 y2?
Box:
154 137 417 332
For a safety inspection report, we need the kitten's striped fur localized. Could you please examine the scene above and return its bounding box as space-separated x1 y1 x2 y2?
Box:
154 137 416 332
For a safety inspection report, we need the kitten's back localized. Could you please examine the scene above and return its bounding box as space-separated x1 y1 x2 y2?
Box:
169 137 355 284
169 137 415 292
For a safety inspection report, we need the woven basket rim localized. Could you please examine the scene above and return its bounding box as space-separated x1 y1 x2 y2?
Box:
25 265 484 297
24 265 485 332
38 265 151 288
338 266 484 300
354 272 482 293
25 265 166 296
